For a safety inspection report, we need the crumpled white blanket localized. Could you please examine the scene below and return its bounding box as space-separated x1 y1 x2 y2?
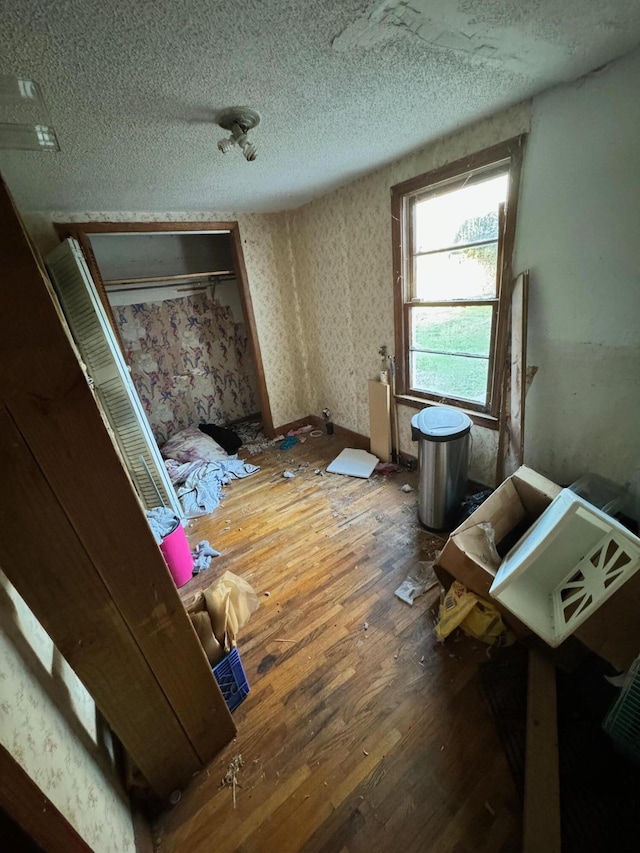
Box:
146 507 180 544
165 455 260 518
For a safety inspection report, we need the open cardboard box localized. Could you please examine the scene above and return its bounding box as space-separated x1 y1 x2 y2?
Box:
435 466 640 670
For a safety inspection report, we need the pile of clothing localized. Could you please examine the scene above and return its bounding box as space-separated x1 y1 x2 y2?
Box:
160 425 259 518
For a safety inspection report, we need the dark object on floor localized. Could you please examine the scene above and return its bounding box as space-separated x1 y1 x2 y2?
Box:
198 423 242 454
456 488 494 525
480 646 640 852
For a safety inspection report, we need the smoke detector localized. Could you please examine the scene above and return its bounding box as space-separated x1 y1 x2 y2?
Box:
216 106 260 161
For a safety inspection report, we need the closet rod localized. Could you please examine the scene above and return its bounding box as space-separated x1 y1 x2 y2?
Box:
103 270 234 288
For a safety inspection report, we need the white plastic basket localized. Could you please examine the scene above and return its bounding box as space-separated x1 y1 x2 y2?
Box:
490 489 640 646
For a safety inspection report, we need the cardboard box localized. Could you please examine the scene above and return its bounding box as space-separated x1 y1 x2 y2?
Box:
435 466 640 669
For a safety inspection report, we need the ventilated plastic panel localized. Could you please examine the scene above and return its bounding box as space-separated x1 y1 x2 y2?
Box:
490 489 640 646
603 656 640 762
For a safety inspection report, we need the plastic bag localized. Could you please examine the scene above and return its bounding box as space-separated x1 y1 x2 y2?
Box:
477 521 501 570
435 580 515 647
394 561 439 605
435 581 479 641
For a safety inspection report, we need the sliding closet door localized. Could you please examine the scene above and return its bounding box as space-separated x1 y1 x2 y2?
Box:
46 238 182 516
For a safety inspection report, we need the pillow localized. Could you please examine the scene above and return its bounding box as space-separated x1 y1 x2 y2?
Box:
161 426 228 463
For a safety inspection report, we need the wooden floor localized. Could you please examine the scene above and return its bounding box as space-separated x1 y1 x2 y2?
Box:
154 431 520 853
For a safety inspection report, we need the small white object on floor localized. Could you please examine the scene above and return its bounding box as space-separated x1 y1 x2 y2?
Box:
283 470 295 478
400 483 413 492
326 448 379 479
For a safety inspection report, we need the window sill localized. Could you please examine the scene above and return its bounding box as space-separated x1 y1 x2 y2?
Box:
394 394 499 431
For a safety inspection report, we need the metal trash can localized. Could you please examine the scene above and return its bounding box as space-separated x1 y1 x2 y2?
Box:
411 407 472 531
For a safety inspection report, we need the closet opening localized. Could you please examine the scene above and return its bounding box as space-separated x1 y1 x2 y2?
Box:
54 221 273 449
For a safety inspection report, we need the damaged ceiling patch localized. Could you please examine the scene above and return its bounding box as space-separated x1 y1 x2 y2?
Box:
331 0 566 73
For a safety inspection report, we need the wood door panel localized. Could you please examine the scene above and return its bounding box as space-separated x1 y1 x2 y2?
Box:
0 175 235 796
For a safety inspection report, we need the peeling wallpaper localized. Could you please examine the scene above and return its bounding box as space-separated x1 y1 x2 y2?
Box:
0 570 135 853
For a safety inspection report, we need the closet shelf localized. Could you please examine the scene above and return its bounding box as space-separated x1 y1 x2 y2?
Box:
103 270 234 287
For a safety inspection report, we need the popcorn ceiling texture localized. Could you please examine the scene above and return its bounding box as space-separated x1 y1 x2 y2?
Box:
1 0 639 213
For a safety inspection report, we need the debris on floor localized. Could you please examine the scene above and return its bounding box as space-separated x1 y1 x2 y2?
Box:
286 424 315 436
191 540 221 574
400 483 414 492
283 470 296 478
222 754 244 808
279 436 299 450
435 580 515 647
394 561 438 605
375 462 404 474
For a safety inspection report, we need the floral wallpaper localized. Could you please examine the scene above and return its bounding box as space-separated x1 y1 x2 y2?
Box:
286 102 531 485
26 99 529 475
0 569 135 853
27 210 310 432
115 290 260 444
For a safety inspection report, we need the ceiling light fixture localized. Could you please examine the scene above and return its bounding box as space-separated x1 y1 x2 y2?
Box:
216 106 260 162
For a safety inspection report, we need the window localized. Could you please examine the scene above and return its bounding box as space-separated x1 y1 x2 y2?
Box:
392 137 524 423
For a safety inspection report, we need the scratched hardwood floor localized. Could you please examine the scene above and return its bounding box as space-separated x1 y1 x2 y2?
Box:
153 430 520 853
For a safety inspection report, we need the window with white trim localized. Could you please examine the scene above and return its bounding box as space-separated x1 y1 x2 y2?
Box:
392 137 524 421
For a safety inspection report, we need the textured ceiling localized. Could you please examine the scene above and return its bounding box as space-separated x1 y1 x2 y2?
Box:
1 0 639 213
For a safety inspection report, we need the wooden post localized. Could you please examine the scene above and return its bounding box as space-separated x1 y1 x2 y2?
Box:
523 649 561 853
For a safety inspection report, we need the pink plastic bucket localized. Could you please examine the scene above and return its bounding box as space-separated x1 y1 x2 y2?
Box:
159 520 194 588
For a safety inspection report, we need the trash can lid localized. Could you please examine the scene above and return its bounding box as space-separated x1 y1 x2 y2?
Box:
411 407 472 442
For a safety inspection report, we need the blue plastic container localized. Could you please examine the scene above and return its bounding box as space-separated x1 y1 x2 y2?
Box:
213 647 250 713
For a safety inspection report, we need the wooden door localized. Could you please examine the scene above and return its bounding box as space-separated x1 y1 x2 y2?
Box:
0 176 236 798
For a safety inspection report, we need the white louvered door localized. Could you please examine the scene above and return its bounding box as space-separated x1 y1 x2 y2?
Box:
46 238 182 516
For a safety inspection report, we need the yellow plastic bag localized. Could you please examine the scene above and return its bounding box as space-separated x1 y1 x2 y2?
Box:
435 581 478 641
435 580 515 647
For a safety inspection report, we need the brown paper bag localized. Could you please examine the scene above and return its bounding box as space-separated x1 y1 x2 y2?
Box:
190 611 225 666
204 571 259 652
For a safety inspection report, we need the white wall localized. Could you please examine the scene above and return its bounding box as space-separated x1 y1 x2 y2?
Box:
515 48 640 486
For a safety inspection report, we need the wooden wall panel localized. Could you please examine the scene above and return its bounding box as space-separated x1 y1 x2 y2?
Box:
0 177 235 797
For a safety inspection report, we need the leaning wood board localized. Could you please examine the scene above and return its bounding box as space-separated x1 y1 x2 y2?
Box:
497 270 529 482
368 379 391 463
523 649 561 853
0 742 93 853
0 177 235 797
